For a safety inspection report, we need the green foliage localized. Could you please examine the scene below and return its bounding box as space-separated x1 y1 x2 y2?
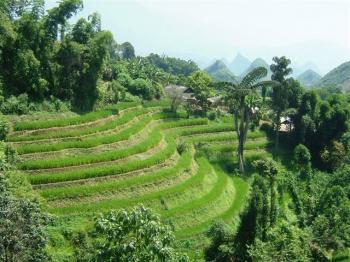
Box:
0 174 49 262
207 110 219 121
313 184 350 250
186 71 213 113
129 78 154 100
0 0 173 112
293 144 311 177
0 116 10 140
177 142 190 155
119 42 135 59
269 56 296 147
1 94 30 114
92 206 189 261
282 161 350 259
294 144 311 169
289 90 350 170
224 66 273 173
146 53 199 76
248 221 312 262
206 175 272 261
3 144 18 167
204 221 235 261
252 158 278 179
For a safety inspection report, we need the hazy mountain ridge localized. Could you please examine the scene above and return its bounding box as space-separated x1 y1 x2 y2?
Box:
229 53 251 75
318 61 350 91
205 60 237 82
297 69 321 87
292 62 321 77
240 58 272 80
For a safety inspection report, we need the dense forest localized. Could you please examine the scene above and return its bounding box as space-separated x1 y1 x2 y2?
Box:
0 0 198 113
0 1 349 262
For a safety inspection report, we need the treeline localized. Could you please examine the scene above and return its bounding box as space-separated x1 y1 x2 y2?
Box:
0 0 198 112
204 57 350 261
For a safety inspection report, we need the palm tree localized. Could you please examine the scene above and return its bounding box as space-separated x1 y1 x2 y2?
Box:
224 67 274 174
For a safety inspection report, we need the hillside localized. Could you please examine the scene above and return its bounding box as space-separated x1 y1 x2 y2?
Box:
205 60 237 82
8 101 274 259
297 69 321 87
229 53 251 75
292 62 321 77
318 61 350 91
240 58 272 80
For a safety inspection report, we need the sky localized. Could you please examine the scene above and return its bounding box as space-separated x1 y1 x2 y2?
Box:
45 0 350 75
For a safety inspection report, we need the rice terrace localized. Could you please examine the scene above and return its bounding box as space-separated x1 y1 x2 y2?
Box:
9 100 269 258
1 0 350 261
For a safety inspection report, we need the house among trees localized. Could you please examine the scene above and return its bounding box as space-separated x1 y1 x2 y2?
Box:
280 116 293 132
164 85 194 100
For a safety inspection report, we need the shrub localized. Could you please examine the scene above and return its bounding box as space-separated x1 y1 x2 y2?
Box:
320 140 346 172
0 116 10 140
1 94 29 114
122 92 142 102
129 78 153 100
207 111 217 121
177 142 191 154
4 144 18 166
92 206 189 261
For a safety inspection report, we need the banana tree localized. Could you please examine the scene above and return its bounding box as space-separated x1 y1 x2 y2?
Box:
224 67 274 174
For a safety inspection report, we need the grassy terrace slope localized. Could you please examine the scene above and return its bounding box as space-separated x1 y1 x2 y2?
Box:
11 101 273 259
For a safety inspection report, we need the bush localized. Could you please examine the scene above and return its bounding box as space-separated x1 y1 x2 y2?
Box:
293 144 311 175
207 111 217 121
1 94 29 114
92 206 189 261
129 78 153 100
0 116 10 140
123 92 141 103
320 140 346 172
260 122 273 136
4 144 18 165
96 80 126 108
177 142 191 154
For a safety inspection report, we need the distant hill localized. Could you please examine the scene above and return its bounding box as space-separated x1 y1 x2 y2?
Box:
292 62 321 77
318 61 350 91
229 53 251 75
297 69 321 88
205 60 237 82
240 58 272 80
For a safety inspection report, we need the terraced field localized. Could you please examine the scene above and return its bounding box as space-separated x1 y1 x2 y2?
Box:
9 101 273 259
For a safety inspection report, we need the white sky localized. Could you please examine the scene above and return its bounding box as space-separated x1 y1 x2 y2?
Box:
46 0 350 74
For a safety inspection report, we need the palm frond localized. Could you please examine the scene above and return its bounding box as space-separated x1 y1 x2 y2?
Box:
240 67 268 87
250 80 279 90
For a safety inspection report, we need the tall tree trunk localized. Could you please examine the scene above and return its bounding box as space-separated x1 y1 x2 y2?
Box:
238 134 245 174
270 178 276 226
275 111 281 149
236 107 250 174
234 112 244 173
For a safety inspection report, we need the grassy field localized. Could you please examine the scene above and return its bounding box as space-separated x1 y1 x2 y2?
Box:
11 101 275 260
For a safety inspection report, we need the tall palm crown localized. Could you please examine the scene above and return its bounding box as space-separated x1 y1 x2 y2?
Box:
224 66 275 173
